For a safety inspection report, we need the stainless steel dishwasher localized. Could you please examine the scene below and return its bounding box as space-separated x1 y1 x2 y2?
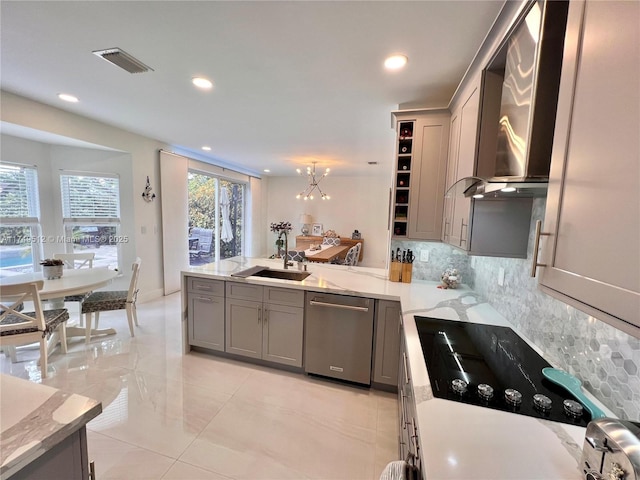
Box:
304 292 374 385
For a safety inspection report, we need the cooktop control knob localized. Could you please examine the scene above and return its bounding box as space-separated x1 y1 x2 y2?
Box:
563 399 584 418
451 378 468 395
533 393 552 412
584 470 604 480
505 388 522 406
477 383 494 400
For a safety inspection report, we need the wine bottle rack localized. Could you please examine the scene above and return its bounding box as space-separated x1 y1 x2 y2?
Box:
393 121 414 237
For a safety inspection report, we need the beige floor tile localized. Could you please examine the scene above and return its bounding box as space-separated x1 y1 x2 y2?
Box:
233 368 379 430
181 397 376 480
162 461 236 480
85 370 231 458
87 430 175 480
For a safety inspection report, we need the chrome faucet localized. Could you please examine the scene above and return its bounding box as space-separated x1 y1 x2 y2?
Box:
279 230 293 269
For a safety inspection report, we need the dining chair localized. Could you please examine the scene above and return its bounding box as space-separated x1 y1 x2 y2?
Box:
53 252 95 323
332 245 358 266
0 280 69 378
81 257 141 344
353 242 362 266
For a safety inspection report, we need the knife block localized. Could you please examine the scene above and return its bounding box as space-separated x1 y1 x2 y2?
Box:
389 261 402 282
401 263 412 283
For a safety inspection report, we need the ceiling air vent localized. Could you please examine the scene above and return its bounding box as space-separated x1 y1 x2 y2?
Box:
92 48 153 74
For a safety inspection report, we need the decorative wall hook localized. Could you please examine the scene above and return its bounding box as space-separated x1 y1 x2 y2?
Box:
142 176 156 202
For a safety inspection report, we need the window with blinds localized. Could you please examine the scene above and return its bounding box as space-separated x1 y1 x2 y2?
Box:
0 163 42 272
60 173 120 222
60 172 121 269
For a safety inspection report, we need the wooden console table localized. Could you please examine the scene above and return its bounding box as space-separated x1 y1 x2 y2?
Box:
295 235 364 262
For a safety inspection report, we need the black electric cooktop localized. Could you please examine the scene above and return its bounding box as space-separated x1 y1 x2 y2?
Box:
415 316 591 427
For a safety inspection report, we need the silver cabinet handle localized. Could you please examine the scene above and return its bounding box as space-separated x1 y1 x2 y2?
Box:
258 307 261 324
530 220 551 277
309 299 369 312
459 219 468 245
195 296 214 303
444 220 450 239
402 352 410 385
264 308 268 324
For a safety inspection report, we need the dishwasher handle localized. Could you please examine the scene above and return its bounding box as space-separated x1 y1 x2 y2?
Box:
309 299 369 313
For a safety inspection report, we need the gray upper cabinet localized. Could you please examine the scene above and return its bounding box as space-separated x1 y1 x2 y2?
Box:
443 79 480 248
537 0 640 336
392 110 450 240
187 277 225 351
372 300 401 387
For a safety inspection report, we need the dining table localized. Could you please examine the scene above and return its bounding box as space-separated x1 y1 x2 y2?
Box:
300 244 350 263
0 268 120 342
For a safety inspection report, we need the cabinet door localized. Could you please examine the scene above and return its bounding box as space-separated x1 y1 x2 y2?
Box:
408 113 450 240
442 112 460 242
262 304 304 367
188 293 225 351
450 86 480 248
373 300 401 386
225 298 262 359
539 0 640 334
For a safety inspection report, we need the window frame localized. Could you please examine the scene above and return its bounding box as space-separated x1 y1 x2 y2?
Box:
59 170 122 269
0 162 43 271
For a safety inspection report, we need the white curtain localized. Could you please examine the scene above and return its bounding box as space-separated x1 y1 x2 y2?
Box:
159 150 189 295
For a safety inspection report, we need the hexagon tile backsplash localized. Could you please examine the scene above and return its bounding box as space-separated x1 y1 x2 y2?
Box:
392 199 640 421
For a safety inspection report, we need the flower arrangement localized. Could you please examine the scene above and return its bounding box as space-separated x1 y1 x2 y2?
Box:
270 221 292 234
440 267 461 289
40 259 64 266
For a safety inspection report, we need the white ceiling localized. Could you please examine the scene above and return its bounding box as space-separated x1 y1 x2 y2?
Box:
0 1 504 176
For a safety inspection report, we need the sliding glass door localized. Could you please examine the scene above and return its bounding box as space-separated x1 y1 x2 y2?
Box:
188 171 245 265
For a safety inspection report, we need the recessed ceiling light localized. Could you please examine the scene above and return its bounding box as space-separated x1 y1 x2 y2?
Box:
473 194 485 199
384 54 408 70
263 169 270 173
501 187 517 193
202 146 211 151
58 93 79 103
192 77 213 89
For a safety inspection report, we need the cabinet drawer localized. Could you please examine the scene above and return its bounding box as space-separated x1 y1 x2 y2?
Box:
263 286 304 307
226 282 263 301
187 277 224 296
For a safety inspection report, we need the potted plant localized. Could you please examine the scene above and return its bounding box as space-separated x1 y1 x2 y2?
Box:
40 258 64 279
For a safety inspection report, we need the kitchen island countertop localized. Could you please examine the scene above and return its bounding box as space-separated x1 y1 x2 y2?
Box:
183 257 609 479
0 374 102 479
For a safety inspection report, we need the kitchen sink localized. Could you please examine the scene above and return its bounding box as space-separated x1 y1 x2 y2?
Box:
231 266 311 281
252 269 311 281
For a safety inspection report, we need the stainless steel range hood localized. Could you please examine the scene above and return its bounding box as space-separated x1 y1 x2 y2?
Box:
452 0 568 200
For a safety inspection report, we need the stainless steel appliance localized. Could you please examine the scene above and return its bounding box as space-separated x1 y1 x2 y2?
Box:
305 293 374 385
415 316 593 426
450 0 569 199
580 418 640 480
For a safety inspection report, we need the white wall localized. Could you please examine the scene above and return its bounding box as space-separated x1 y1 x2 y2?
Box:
2 91 166 299
265 175 392 267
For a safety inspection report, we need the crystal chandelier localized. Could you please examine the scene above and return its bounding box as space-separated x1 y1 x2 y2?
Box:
295 162 330 200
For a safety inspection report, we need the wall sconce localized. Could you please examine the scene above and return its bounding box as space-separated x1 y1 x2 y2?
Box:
142 176 156 202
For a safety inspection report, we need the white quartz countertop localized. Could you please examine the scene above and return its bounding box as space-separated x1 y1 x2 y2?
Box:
0 374 102 478
183 257 611 479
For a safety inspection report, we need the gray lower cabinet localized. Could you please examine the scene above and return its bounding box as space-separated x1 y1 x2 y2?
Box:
372 300 400 387
225 282 304 367
10 426 89 479
398 325 421 474
187 277 225 351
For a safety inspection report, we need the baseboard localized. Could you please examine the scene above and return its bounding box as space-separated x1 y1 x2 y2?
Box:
137 288 165 304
